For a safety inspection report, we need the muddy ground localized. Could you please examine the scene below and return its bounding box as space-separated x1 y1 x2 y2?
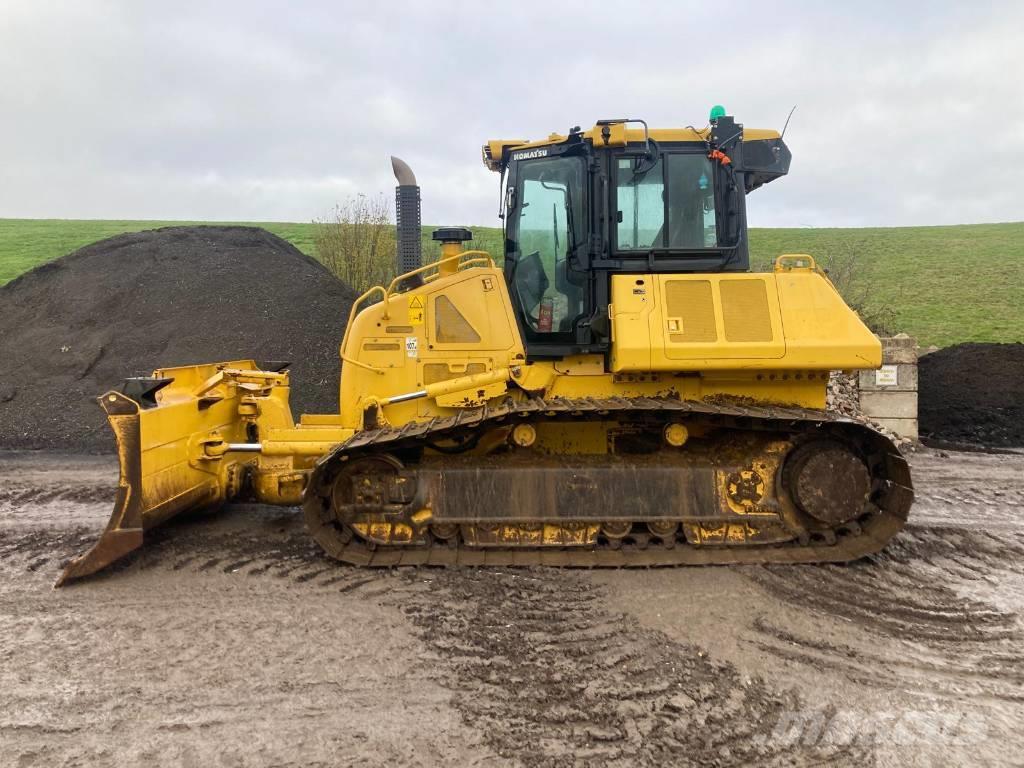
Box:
1 448 1022 767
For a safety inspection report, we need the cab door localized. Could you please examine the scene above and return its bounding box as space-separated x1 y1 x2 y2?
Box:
505 153 588 353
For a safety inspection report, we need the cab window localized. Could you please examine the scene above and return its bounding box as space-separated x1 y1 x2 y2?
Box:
615 153 717 251
508 156 585 335
616 157 664 249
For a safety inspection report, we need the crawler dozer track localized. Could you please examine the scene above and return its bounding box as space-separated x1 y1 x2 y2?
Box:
303 397 914 567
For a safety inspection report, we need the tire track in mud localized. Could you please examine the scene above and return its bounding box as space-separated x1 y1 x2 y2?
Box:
396 567 867 768
1 517 869 764
745 524 1024 704
0 513 387 595
0 529 98 566
0 485 115 506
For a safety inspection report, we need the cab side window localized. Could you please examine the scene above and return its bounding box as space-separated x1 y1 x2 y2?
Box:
616 157 664 249
615 153 717 251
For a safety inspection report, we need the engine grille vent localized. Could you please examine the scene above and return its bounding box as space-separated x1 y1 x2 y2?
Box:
721 280 773 342
665 280 717 343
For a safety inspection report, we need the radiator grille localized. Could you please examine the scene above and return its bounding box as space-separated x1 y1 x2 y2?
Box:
664 280 717 343
721 280 772 342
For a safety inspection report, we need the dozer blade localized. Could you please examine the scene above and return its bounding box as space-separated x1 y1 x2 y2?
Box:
55 362 264 586
54 392 147 586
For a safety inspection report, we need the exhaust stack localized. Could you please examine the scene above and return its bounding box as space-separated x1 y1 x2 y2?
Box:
391 156 421 275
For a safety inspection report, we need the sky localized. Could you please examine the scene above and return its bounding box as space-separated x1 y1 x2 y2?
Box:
1 1 1021 229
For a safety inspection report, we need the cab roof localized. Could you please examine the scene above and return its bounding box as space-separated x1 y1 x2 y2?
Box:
482 123 782 172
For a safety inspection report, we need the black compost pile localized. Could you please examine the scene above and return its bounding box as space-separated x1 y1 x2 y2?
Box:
0 226 354 452
919 342 1024 448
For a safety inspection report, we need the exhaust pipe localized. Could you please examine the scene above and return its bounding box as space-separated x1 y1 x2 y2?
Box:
391 156 421 275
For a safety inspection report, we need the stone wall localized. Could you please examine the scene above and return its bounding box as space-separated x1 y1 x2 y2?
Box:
857 334 918 439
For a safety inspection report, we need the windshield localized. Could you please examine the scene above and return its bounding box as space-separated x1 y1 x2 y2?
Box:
507 155 585 336
615 153 717 250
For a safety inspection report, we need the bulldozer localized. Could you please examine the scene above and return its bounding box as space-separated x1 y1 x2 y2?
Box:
57 108 913 586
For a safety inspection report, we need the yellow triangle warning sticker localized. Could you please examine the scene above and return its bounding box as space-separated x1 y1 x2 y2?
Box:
409 296 425 309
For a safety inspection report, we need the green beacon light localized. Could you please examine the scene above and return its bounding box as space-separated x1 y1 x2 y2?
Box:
709 104 726 121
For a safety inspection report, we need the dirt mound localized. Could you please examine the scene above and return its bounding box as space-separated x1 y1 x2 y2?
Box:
919 342 1024 447
0 226 355 452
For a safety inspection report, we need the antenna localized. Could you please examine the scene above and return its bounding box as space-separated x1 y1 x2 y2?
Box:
781 105 797 139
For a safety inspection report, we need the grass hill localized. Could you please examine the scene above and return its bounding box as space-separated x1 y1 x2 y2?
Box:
1 218 1020 348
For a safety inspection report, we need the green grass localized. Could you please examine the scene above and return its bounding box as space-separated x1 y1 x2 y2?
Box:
0 219 319 284
1 218 1021 348
747 223 1024 348
0 218 499 284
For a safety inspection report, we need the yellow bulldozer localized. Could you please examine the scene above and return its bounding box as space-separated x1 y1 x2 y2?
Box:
57 108 913 585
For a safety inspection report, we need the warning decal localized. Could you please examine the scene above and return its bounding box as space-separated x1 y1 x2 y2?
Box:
408 295 425 325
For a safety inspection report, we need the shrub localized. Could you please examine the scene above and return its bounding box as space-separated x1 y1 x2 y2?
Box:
815 245 896 336
313 194 396 293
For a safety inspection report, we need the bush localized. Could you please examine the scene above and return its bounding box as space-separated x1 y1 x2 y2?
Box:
814 245 896 336
313 195 396 293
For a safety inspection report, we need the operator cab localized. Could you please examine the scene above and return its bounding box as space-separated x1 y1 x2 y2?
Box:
487 110 791 359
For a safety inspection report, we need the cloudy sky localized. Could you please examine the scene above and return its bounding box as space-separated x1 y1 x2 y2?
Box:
1 1 1021 228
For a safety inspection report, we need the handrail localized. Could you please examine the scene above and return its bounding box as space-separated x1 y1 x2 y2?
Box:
451 249 493 263
773 253 839 293
340 285 387 357
384 250 495 297
457 256 494 271
384 253 462 295
773 253 817 271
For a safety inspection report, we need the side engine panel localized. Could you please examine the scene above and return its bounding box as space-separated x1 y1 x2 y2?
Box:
609 267 880 372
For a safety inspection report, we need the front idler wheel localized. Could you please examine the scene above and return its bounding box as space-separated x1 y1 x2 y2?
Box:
784 440 872 526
